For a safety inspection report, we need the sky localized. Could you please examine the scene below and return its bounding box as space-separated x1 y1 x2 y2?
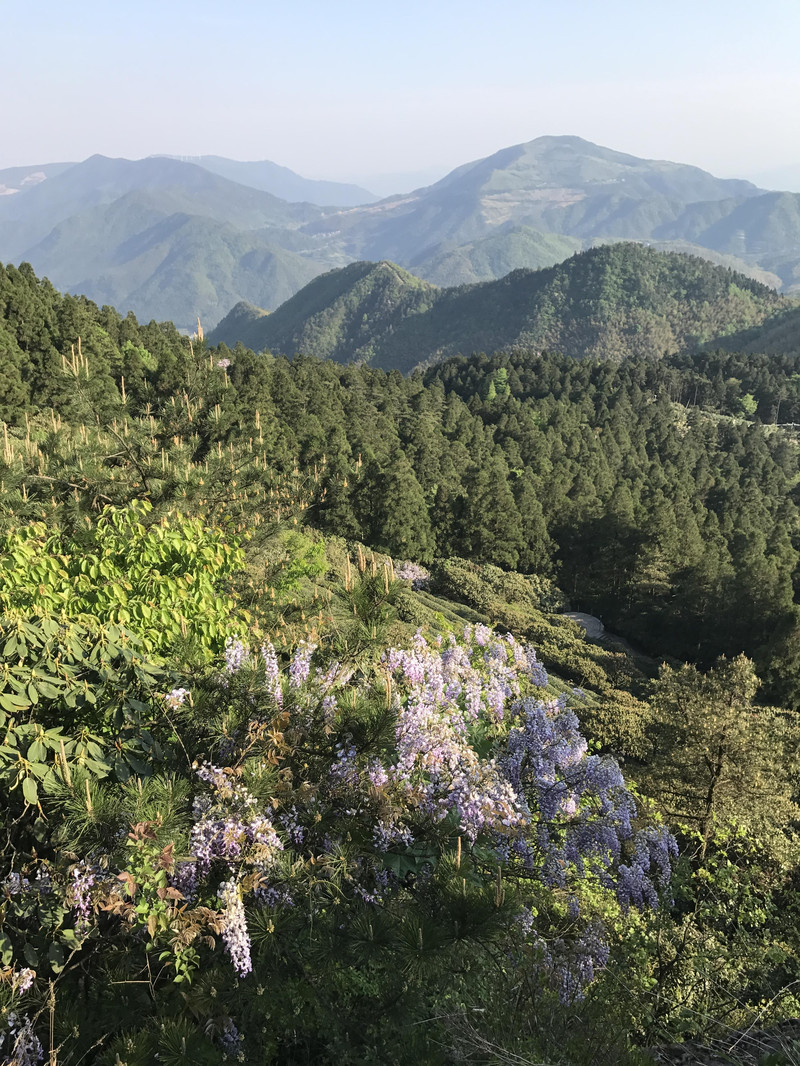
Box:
3 0 800 192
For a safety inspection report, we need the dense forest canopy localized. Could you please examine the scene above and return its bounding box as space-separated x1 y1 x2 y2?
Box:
4 256 800 699
207 243 793 372
2 260 800 1064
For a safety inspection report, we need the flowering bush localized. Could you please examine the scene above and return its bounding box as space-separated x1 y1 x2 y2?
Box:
394 561 431 590
0 618 677 1063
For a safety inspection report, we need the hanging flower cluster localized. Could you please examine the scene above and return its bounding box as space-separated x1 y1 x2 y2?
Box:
0 620 680 1060
164 625 677 1001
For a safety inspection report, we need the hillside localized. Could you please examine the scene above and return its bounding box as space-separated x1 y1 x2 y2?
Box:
209 260 439 361
712 301 800 357
654 190 800 291
0 160 76 197
209 244 790 371
411 225 583 286
297 135 765 268
5 262 800 1061
162 155 378 206
24 198 331 329
2 137 800 332
0 156 328 329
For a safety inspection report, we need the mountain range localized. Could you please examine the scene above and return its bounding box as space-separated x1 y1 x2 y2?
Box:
1 137 799 331
208 244 792 372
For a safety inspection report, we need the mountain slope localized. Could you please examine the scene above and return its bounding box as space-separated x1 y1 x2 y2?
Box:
164 155 378 206
1 138 797 332
36 205 329 328
206 300 272 350
651 191 800 291
0 158 330 328
210 260 439 361
0 161 76 198
0 155 322 255
210 244 790 372
712 303 800 357
298 136 765 268
411 226 583 286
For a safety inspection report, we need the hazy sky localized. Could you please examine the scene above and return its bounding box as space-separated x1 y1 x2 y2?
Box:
3 0 800 191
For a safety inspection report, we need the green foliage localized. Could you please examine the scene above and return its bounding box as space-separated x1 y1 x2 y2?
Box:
8 139 800 340
0 500 247 657
3 262 800 1064
215 244 789 372
608 828 800 1047
645 656 800 857
433 555 566 614
0 613 165 810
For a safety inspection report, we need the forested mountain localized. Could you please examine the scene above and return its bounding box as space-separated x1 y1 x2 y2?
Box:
4 258 800 702
0 157 333 329
26 203 331 330
716 301 800 357
0 155 321 249
302 135 760 263
209 260 440 364
654 190 800 289
405 224 583 286
5 262 800 1062
209 244 792 371
2 137 800 332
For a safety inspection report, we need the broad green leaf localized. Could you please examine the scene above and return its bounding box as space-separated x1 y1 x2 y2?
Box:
0 932 13 966
0 692 31 712
48 942 65 973
27 739 46 762
22 775 39 805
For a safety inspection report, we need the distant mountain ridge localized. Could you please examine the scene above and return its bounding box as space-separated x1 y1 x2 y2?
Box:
156 155 378 206
208 244 792 372
0 161 76 198
1 137 799 331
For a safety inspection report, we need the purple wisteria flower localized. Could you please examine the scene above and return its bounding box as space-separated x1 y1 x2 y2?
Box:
219 1018 245 1058
224 637 250 674
289 641 316 688
219 879 252 977
279 806 305 846
382 625 677 910
3 872 29 896
11 969 35 996
382 626 550 842
166 687 189 709
261 642 283 708
70 863 95 933
1 1013 44 1065
394 561 431 590
168 620 676 1000
617 825 679 911
188 763 283 877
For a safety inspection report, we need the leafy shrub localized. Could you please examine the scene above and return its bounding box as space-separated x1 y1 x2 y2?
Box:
0 500 247 656
0 619 677 1063
432 556 567 614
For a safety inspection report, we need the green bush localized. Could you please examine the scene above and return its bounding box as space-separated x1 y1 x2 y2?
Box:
0 499 247 656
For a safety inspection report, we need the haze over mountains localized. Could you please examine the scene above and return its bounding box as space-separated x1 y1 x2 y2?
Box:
1 136 799 332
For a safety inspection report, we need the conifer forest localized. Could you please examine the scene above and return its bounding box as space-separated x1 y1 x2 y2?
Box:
3 256 800 1065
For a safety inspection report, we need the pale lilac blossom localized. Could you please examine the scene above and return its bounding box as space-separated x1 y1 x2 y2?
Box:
219 880 252 977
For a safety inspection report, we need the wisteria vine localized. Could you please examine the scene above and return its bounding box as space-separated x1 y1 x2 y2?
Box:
166 625 678 1005
1 621 679 1059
